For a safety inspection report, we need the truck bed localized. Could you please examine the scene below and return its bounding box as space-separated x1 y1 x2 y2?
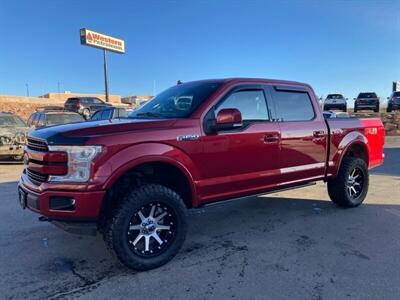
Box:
326 117 385 173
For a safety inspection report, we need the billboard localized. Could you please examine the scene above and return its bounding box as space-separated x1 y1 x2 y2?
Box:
80 28 125 54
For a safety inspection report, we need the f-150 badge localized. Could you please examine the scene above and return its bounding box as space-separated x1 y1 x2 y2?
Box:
177 134 200 141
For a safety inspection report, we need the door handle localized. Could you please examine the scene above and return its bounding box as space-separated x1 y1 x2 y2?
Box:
264 134 280 144
313 130 325 138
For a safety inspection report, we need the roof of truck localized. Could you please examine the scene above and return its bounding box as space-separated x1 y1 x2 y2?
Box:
182 77 310 87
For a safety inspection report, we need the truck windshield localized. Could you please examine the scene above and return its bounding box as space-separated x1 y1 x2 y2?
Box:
129 81 223 119
46 113 85 125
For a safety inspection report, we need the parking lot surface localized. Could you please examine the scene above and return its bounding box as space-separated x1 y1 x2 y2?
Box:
1 137 399 300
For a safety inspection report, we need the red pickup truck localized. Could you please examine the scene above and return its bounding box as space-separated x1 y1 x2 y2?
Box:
18 78 384 270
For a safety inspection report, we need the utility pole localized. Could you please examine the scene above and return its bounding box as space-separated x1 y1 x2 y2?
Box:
25 83 29 97
103 49 109 102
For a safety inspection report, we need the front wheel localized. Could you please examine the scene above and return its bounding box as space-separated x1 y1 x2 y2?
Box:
103 184 188 271
387 105 392 113
327 157 369 208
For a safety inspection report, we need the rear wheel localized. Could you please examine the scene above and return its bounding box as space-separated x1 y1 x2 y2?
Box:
327 157 369 208
103 184 187 270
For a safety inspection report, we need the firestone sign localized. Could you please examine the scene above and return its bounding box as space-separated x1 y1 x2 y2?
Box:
80 28 125 54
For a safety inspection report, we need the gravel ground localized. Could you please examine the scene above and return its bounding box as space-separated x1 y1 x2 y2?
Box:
0 137 399 300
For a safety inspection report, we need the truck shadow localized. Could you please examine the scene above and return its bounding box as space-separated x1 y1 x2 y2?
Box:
3 184 400 299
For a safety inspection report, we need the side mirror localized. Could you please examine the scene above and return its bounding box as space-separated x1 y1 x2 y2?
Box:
345 98 348 101
215 108 242 130
387 97 390 100
353 98 356 100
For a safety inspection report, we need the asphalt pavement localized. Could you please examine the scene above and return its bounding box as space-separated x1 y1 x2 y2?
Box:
1 137 399 300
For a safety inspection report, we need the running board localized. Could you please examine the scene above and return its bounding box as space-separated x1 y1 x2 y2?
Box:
202 182 317 208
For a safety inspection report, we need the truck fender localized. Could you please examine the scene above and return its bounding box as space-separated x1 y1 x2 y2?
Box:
330 131 369 178
97 143 199 206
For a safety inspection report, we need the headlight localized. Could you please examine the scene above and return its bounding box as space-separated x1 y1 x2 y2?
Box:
48 145 102 183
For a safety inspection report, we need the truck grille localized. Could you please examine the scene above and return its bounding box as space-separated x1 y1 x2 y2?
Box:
27 138 48 152
27 169 48 184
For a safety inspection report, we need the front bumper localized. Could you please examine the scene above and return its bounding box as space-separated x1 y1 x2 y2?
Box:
18 172 105 220
0 144 24 157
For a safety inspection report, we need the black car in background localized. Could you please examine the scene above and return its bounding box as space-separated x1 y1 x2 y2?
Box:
386 91 400 112
90 107 130 121
27 107 85 129
64 97 112 119
354 92 380 112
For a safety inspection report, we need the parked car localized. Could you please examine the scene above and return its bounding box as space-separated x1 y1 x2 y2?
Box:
0 112 28 160
19 78 384 271
386 91 400 112
323 94 347 112
90 107 130 121
27 108 85 129
64 97 112 119
354 92 380 112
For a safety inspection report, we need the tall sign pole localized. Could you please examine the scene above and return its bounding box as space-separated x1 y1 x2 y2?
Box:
103 49 109 102
80 28 125 102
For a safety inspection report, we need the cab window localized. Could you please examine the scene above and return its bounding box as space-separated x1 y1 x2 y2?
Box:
216 89 269 122
272 89 315 121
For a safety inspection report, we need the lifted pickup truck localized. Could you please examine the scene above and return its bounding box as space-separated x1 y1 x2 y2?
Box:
18 78 384 270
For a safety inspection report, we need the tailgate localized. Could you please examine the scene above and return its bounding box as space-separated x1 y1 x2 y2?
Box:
360 118 385 168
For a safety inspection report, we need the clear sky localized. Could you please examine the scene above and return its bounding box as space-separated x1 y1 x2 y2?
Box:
0 0 399 102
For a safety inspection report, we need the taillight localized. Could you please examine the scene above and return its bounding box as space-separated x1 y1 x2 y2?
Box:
75 102 81 108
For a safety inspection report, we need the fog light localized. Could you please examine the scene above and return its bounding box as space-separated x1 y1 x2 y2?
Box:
49 197 76 211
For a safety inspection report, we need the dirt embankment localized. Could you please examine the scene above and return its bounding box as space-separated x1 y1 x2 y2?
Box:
0 96 64 120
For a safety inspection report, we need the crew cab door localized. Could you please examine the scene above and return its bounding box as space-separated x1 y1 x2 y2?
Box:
198 85 281 203
268 85 328 183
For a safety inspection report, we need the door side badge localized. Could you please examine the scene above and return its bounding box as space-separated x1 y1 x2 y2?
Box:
177 134 200 141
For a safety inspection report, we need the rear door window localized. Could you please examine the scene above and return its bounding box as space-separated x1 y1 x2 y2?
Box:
66 98 78 104
272 88 315 121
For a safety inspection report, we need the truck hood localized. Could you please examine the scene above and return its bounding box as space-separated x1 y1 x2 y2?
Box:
29 118 177 145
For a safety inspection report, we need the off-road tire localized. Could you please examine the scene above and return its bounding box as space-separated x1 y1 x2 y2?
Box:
387 105 392 113
327 157 369 208
102 184 188 270
354 105 358 113
343 106 347 112
373 104 379 113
